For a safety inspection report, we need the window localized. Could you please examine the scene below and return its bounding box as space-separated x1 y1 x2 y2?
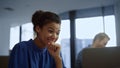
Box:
10 23 34 50
56 20 71 68
10 26 20 50
75 15 116 58
21 23 34 41
75 16 104 56
104 15 116 47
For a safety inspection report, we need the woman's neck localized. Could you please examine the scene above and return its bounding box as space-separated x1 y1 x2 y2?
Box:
34 37 46 49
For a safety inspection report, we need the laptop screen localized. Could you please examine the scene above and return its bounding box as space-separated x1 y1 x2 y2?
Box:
82 47 120 68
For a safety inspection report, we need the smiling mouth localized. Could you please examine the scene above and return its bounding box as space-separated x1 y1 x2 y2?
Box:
47 38 55 43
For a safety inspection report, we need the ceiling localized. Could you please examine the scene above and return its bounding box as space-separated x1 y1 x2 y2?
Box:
0 0 119 26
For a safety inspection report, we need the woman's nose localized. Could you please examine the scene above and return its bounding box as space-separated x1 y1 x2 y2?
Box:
51 33 58 40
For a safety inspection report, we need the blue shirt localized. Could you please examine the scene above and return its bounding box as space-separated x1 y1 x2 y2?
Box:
9 39 66 68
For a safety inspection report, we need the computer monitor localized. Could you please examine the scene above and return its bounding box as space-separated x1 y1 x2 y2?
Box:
82 47 120 68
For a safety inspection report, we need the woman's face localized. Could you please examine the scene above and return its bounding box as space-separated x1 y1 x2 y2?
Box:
37 22 60 46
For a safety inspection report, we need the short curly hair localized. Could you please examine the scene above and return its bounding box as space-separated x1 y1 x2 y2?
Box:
32 10 61 32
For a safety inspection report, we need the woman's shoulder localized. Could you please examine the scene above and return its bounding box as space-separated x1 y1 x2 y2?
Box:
12 39 33 50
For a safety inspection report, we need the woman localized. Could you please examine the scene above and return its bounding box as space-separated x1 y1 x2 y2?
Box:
9 10 66 68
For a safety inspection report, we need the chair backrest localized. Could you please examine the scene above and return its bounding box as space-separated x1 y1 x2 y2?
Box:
0 56 9 68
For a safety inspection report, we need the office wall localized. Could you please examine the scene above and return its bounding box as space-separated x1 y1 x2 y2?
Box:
0 10 31 55
0 21 10 56
114 0 120 46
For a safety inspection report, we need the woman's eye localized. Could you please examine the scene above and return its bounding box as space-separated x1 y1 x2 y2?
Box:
48 30 54 33
57 32 60 35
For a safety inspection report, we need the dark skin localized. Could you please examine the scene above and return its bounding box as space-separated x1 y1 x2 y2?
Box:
34 22 62 68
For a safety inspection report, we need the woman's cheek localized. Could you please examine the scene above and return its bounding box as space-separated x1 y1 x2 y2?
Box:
55 37 58 41
48 33 52 37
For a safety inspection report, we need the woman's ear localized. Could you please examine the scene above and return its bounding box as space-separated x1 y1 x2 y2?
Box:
35 26 41 33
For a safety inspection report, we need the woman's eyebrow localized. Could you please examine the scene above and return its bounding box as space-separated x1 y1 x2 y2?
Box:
48 27 54 30
48 27 61 32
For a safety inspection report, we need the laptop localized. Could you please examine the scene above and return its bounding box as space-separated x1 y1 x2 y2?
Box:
82 47 120 68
